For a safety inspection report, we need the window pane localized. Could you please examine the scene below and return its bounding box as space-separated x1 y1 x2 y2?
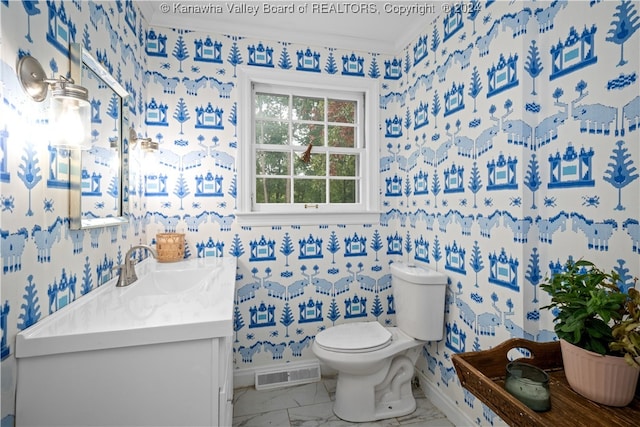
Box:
330 154 357 177
255 120 288 145
293 96 324 121
256 178 290 203
255 93 289 119
294 153 326 176
256 151 290 176
294 179 326 203
328 99 356 123
328 125 355 148
292 123 324 147
330 180 357 203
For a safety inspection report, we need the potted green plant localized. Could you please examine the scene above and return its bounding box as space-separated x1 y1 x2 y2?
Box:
540 258 639 407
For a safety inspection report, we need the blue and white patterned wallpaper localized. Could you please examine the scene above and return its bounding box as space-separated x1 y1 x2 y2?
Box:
1 0 639 425
0 1 148 423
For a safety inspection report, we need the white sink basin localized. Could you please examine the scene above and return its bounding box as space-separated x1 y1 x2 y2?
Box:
16 257 237 357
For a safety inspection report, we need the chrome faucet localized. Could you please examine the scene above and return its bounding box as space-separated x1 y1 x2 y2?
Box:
115 244 157 287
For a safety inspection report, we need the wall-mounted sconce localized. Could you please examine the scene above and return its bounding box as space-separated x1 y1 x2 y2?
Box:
17 55 91 150
129 127 158 152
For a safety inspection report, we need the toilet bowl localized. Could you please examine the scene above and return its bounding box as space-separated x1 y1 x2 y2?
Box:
311 262 448 422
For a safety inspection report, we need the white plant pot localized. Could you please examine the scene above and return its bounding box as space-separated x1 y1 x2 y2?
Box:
560 339 640 407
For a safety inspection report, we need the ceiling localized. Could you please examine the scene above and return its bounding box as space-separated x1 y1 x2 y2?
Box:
139 1 434 54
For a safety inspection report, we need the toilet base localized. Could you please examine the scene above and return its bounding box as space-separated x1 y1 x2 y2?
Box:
332 354 417 422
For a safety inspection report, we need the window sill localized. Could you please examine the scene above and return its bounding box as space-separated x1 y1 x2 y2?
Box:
234 210 381 227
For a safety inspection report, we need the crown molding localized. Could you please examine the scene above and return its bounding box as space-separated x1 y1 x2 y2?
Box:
138 3 426 56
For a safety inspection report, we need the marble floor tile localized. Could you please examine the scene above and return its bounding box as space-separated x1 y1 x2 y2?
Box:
232 379 453 427
233 381 331 417
287 401 399 427
232 409 291 427
396 398 454 426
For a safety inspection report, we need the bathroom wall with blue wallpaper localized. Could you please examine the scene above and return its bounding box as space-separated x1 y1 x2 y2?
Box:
0 1 148 423
404 0 639 423
1 0 639 425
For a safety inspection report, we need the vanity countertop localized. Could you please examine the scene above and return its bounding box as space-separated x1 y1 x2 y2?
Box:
16 257 237 357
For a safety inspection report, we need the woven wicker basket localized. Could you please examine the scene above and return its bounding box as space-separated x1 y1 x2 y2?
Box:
156 233 185 262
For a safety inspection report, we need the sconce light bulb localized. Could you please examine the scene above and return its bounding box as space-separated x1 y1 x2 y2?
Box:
49 94 92 150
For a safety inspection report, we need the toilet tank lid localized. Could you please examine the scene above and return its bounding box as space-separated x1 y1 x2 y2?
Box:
390 262 448 285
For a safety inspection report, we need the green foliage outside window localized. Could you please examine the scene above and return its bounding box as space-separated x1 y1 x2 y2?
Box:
254 90 361 205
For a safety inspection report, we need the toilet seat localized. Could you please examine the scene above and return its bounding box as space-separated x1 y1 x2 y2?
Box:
315 322 392 353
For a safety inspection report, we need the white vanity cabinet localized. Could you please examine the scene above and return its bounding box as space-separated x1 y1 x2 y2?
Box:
15 257 236 427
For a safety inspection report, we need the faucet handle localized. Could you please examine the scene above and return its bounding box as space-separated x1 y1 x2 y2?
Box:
111 265 128 287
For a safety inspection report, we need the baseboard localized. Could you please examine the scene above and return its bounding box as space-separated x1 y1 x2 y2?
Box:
233 366 256 389
414 369 475 427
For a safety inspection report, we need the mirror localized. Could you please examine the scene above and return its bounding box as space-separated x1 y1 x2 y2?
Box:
69 43 130 230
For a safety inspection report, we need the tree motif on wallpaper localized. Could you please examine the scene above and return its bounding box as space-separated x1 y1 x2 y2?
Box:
327 298 341 325
17 143 42 216
468 66 482 112
371 295 384 319
324 51 338 74
430 27 440 62
404 50 411 83
524 40 543 95
173 98 191 135
233 306 245 342
404 231 413 258
228 174 237 208
226 36 244 77
106 93 120 131
524 154 541 209
81 256 93 295
370 229 383 262
469 240 483 288
614 259 637 293
525 248 542 303
17 275 41 330
280 302 295 337
431 167 441 208
368 55 381 79
172 33 190 72
606 0 640 66
278 43 293 70
467 162 482 209
229 235 245 278
228 102 238 137
603 139 638 211
326 231 340 264
431 91 441 128
280 232 294 267
404 108 412 140
432 235 442 271
173 173 190 210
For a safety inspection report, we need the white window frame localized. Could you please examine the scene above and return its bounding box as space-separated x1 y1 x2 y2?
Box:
236 67 380 226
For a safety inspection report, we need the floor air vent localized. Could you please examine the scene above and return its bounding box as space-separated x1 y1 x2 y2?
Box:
255 361 321 390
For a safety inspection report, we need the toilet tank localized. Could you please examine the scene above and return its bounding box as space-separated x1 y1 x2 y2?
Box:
390 262 448 341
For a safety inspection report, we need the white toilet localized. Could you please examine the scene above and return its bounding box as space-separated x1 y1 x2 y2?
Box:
311 262 448 422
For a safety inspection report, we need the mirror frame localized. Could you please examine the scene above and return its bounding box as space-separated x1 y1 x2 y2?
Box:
68 43 130 230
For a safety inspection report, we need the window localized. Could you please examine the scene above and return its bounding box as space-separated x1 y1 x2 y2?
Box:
237 68 379 226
